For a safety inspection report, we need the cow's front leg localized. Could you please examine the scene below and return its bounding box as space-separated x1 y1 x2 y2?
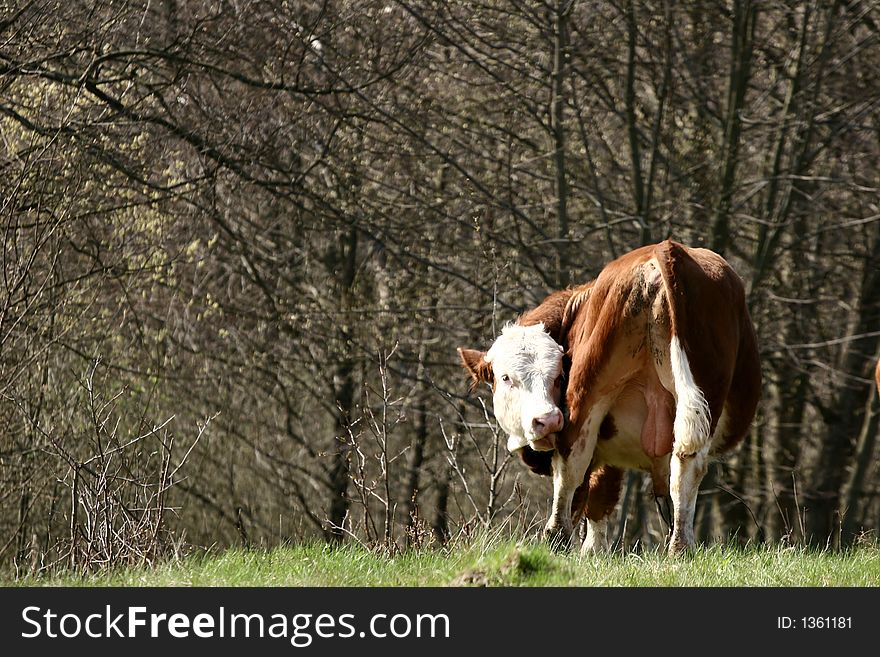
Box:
543 440 594 550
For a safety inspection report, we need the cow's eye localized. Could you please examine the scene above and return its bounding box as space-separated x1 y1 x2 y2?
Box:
501 374 511 383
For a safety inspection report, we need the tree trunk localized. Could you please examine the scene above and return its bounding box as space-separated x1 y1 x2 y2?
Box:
551 0 571 288
806 232 880 546
841 380 880 543
763 370 808 542
433 465 451 546
624 0 649 245
403 400 428 542
710 0 757 255
324 225 359 542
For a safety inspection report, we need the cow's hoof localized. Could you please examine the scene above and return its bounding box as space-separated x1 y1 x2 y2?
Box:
667 537 696 556
580 524 611 554
543 525 572 552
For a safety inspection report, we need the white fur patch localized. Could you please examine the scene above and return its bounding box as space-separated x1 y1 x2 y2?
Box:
581 518 610 554
485 323 565 450
508 435 530 452
485 323 563 369
670 335 711 455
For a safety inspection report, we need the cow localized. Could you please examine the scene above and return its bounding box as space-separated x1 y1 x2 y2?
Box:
459 240 761 554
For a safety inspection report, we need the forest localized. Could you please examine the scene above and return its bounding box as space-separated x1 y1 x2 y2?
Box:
2 0 880 575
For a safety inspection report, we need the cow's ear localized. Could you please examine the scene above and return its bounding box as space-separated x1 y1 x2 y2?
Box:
457 348 494 389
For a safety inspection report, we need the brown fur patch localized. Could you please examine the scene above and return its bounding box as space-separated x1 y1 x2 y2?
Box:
571 465 625 525
559 284 593 345
517 283 595 347
583 465 624 522
554 247 657 457
519 288 571 342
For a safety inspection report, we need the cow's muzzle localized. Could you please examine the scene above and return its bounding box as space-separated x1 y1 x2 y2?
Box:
529 434 557 452
531 409 563 437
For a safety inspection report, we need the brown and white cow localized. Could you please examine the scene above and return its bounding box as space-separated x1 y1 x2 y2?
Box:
459 240 761 554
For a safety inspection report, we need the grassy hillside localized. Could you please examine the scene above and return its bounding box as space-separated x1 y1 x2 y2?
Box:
9 538 880 587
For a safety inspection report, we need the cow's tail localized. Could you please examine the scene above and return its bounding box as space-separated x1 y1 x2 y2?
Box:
655 240 711 456
669 335 711 455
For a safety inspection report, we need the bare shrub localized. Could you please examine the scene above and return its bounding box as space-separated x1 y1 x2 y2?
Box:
15 360 210 574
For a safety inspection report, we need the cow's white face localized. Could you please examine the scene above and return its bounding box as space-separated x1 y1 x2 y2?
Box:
484 324 565 453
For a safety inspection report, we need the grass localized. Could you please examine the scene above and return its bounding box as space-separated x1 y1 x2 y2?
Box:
7 537 880 587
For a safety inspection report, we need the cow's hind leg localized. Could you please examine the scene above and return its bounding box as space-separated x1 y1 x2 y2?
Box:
669 450 709 553
580 465 624 554
668 336 712 554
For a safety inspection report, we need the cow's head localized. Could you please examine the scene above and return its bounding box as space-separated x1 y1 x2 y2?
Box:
458 323 565 453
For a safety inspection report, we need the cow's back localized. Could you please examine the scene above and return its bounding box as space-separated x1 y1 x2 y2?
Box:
562 240 760 458
653 241 761 454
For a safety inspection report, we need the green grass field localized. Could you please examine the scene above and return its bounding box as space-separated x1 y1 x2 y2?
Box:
9 537 880 587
